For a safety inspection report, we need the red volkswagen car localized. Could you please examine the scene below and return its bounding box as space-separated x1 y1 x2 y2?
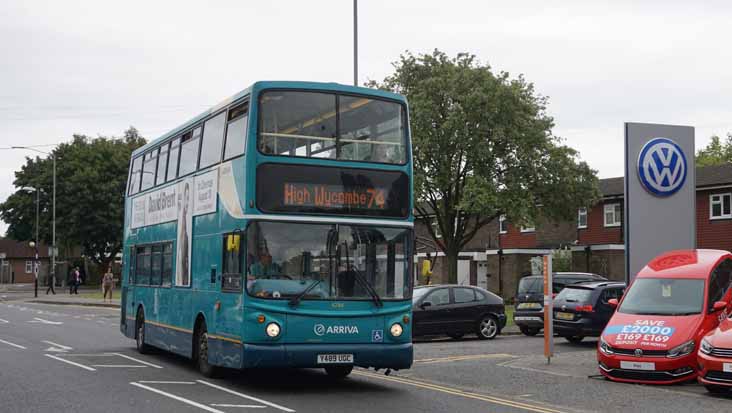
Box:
597 249 732 384
697 257 732 392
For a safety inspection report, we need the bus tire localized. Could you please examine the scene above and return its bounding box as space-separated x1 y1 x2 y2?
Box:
135 308 151 354
194 321 219 378
325 366 353 379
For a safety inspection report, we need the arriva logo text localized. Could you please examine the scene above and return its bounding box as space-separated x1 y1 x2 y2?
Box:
313 324 359 336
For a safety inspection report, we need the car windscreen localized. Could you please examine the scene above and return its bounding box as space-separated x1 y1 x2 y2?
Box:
618 278 705 316
555 287 593 303
412 288 430 301
518 277 542 294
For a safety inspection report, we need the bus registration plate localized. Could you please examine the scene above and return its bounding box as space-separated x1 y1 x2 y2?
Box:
317 354 353 364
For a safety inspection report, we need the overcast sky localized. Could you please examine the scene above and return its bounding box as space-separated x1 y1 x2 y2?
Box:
2 0 732 234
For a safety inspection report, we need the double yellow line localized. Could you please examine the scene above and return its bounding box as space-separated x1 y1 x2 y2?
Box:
354 370 566 413
415 353 515 364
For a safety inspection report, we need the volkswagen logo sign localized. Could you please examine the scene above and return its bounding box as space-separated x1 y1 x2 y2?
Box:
634 348 643 357
313 324 326 336
637 137 687 197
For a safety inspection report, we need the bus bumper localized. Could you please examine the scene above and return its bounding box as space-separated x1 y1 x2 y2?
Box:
242 342 413 370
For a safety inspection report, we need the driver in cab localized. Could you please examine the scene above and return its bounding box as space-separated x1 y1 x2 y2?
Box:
248 249 282 297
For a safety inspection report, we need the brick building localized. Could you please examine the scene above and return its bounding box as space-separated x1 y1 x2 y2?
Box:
0 238 50 284
416 163 732 300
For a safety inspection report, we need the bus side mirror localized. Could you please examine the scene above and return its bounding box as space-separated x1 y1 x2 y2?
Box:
607 299 618 309
712 301 726 312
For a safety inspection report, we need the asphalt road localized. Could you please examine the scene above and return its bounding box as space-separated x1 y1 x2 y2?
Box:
2 300 732 413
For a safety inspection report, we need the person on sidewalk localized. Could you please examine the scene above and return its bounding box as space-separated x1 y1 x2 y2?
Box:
45 272 56 295
102 266 114 302
70 267 80 295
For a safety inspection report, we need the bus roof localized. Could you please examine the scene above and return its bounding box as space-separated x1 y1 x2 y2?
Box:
132 81 407 158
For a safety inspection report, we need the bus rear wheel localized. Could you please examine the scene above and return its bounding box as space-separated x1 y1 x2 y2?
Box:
195 323 219 378
135 309 151 354
324 366 353 379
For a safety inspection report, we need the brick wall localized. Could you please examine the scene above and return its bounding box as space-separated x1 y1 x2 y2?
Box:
578 200 623 245
697 189 732 252
499 223 537 249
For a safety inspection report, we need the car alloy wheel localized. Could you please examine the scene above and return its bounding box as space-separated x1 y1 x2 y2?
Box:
478 316 498 340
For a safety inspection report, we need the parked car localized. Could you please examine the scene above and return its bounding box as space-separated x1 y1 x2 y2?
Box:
696 257 732 393
598 249 732 385
514 272 607 336
553 281 626 343
412 285 506 340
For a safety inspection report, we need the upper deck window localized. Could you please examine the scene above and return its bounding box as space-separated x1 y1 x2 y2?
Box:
258 90 406 164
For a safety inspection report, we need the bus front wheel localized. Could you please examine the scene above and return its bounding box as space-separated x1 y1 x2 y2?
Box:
135 309 151 354
194 322 219 378
325 366 353 379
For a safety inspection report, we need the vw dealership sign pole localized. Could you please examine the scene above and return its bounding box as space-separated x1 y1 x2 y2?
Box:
624 123 695 283
543 255 553 364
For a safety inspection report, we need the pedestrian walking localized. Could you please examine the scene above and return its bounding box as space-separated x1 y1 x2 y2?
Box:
71 266 80 295
45 272 56 295
102 266 114 302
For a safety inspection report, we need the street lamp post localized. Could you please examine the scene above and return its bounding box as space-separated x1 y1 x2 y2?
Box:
353 0 358 86
29 240 38 297
12 147 56 292
20 186 40 297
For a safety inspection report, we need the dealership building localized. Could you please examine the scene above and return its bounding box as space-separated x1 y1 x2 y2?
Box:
415 163 732 300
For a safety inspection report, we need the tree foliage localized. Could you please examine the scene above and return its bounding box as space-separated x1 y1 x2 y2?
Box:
0 127 146 266
696 133 732 167
368 50 599 283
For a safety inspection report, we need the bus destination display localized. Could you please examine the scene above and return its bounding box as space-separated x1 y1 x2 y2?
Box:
257 163 409 218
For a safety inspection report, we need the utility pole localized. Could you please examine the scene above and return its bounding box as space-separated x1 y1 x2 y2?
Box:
353 0 358 86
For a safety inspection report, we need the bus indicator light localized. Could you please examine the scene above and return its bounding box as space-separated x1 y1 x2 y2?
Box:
257 314 266 323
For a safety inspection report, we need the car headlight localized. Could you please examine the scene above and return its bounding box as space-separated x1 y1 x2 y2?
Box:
667 340 695 358
700 338 714 355
265 322 281 338
390 323 403 337
599 336 613 355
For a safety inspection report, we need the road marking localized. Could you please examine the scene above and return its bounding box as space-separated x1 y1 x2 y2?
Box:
138 381 196 384
197 380 295 412
354 370 566 413
0 338 26 349
42 340 73 351
415 353 515 364
0 318 9 324
58 353 117 357
113 352 164 369
130 382 226 413
29 317 63 325
45 354 96 371
92 364 148 368
211 404 266 408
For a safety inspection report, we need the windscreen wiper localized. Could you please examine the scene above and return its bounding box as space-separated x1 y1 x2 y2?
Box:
289 279 322 307
350 265 383 307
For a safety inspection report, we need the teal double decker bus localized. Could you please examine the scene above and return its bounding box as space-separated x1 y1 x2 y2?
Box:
121 81 414 378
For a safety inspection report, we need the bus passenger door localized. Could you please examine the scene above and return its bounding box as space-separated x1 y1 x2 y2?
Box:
215 233 245 368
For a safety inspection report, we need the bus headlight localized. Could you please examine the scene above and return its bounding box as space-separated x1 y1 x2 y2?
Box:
390 323 403 337
266 322 281 338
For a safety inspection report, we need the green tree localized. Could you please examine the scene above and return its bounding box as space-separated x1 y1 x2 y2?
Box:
696 134 732 167
369 50 599 283
0 127 146 268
